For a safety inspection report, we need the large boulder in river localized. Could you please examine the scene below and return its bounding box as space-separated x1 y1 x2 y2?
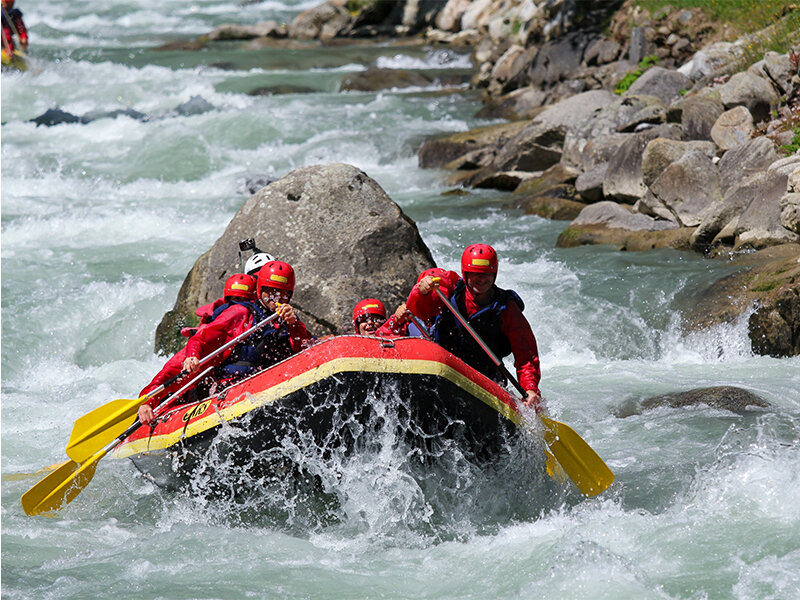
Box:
618 386 770 416
155 164 434 353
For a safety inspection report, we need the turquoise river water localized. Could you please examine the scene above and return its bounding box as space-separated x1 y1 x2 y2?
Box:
2 1 799 599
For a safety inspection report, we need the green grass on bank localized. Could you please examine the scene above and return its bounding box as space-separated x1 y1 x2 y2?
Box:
635 0 796 32
634 0 800 65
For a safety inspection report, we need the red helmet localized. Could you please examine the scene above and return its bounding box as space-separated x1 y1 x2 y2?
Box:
257 260 295 293
352 298 387 330
416 267 450 284
223 273 257 300
461 244 498 277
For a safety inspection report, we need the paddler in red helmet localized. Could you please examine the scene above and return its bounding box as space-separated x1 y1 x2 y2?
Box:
137 273 261 426
407 244 542 411
182 260 313 375
352 298 413 338
138 264 313 425
1 0 28 65
352 298 388 336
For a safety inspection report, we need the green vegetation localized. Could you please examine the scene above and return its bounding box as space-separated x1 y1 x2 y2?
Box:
635 1 800 67
635 1 796 32
750 279 781 292
614 55 660 95
779 126 800 155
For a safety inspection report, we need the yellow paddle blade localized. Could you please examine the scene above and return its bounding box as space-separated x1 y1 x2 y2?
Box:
540 416 614 497
20 456 101 516
544 449 568 484
65 397 144 463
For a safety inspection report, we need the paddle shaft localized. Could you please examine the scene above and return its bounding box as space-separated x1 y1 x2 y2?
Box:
433 288 527 397
141 311 281 401
93 366 215 464
408 313 432 341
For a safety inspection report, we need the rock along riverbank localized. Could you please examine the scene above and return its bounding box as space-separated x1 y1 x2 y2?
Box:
155 0 800 357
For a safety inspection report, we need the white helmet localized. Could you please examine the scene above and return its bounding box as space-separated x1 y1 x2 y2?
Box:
244 252 276 275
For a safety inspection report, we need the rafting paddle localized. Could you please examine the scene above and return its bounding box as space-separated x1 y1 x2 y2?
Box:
22 367 214 516
64 312 281 463
433 287 614 497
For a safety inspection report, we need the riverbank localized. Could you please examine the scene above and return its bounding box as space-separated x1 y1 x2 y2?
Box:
161 0 800 356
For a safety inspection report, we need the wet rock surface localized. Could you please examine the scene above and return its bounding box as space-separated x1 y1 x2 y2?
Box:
615 386 771 417
155 164 434 353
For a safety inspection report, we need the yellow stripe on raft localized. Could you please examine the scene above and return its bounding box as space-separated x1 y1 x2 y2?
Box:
113 356 522 458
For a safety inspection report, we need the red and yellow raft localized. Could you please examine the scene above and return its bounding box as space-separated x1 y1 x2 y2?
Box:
112 336 533 491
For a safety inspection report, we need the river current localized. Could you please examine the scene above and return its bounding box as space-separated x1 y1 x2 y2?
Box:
2 1 799 599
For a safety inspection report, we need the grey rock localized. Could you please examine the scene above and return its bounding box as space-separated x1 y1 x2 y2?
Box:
691 172 765 250
735 169 800 250
641 138 717 187
639 386 770 413
571 201 677 231
671 38 691 57
562 95 673 167
781 191 800 234
677 42 742 81
718 136 781 194
602 124 682 203
580 133 631 170
492 90 614 172
289 1 351 39
614 94 667 133
623 67 692 104
418 121 527 169
583 37 621 66
718 70 781 122
628 27 654 65
237 175 276 196
29 108 82 127
207 21 286 40
668 93 725 141
711 105 755 151
644 149 722 226
340 68 434 92
155 164 434 352
575 163 608 202
488 45 535 96
750 51 794 95
768 155 800 179
475 86 548 120
528 30 599 88
172 96 215 117
790 163 800 192
435 0 472 32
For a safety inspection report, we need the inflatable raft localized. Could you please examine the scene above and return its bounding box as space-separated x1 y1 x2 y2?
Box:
112 336 531 492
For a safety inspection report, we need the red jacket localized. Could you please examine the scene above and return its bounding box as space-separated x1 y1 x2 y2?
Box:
185 303 313 364
374 315 409 338
407 273 541 395
139 298 226 403
2 8 27 53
